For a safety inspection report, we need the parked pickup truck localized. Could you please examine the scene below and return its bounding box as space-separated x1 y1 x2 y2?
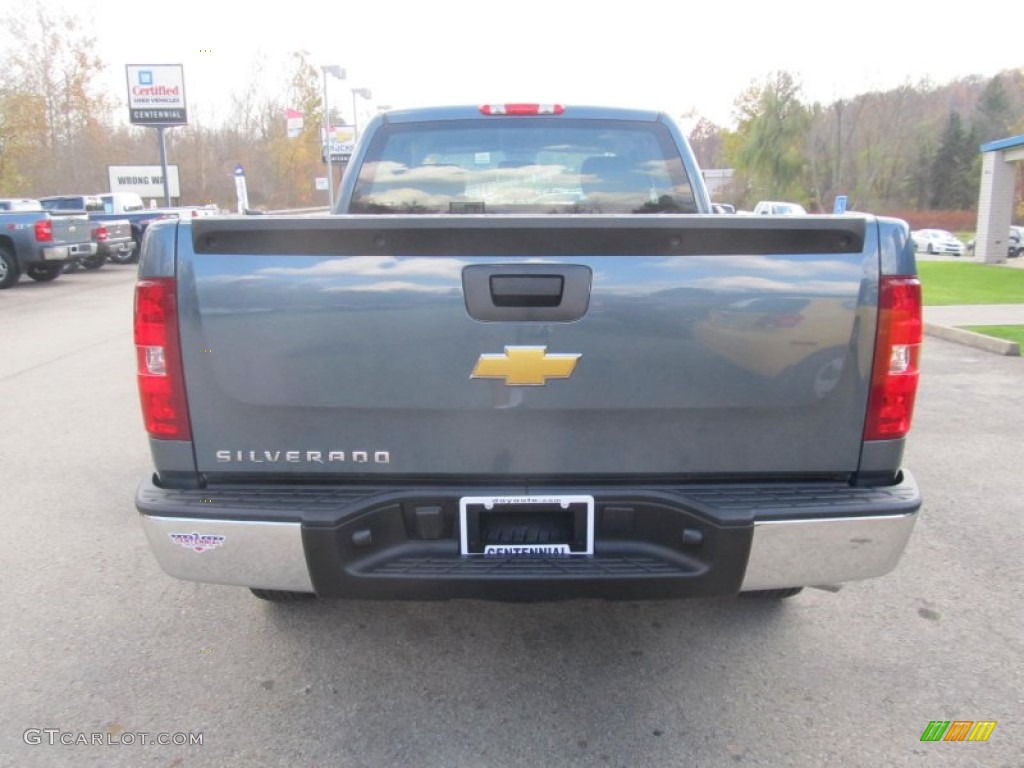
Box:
40 194 171 264
134 104 922 604
0 198 96 287
39 195 134 269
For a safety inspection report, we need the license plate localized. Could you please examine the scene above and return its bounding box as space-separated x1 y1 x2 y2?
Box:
459 495 594 556
42 246 69 261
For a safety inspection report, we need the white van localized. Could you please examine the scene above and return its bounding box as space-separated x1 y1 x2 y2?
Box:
753 201 807 215
99 193 146 214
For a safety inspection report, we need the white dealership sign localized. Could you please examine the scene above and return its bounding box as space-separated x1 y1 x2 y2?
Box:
108 165 181 198
126 64 187 125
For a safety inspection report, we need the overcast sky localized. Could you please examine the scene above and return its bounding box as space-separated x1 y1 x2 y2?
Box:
26 0 1024 129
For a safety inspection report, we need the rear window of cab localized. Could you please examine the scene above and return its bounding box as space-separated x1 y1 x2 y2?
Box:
350 118 697 215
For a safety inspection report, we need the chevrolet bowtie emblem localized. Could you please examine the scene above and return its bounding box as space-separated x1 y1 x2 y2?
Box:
471 346 581 386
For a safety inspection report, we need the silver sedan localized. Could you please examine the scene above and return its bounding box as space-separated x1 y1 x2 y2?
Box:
911 229 965 256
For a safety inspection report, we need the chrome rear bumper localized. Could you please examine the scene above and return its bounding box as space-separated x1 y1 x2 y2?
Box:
740 512 917 591
137 473 920 597
140 515 313 592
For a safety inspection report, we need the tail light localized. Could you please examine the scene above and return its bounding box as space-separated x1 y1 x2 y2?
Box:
864 276 922 440
94 225 109 242
134 278 192 440
34 219 53 242
480 104 565 116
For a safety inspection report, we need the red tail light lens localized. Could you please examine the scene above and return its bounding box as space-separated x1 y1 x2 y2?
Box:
480 104 565 116
134 278 192 440
864 277 922 440
34 219 53 242
94 225 109 242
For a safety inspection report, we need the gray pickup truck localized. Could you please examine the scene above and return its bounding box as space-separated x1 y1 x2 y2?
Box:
39 195 134 269
0 199 97 287
134 105 923 604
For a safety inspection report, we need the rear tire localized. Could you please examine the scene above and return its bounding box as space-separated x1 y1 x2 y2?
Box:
26 263 64 282
739 587 804 599
111 233 141 264
109 246 136 265
250 588 316 602
0 246 19 288
81 254 107 270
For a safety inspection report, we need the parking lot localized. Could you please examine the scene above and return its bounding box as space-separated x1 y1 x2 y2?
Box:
1 265 1021 767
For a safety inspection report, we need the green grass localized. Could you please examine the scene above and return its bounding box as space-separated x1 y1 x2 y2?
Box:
962 325 1024 347
917 262 1024 306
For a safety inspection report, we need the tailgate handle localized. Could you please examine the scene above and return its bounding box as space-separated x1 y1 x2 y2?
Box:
463 264 591 322
490 275 564 307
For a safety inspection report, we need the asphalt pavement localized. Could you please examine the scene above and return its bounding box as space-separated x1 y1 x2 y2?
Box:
1 264 1022 768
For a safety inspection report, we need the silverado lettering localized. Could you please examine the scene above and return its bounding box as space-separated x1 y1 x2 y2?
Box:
214 450 390 464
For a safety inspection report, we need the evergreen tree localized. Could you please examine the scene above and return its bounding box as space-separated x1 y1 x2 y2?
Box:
928 111 977 209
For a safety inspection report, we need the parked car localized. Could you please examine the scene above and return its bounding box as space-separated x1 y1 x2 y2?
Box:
0 199 95 287
40 195 134 270
753 201 807 215
1010 226 1023 258
39 194 172 264
98 192 147 214
911 229 964 256
99 192 218 220
0 198 44 212
965 228 1021 259
0 196 97 286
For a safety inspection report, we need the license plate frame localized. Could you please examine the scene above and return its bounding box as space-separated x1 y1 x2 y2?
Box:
459 495 594 556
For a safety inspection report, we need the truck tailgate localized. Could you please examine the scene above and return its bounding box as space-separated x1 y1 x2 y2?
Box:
48 213 91 246
100 219 132 242
176 215 877 478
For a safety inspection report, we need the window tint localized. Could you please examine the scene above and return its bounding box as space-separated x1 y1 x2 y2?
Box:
350 118 696 214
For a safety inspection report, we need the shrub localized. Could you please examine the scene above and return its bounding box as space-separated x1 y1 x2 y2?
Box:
882 210 976 232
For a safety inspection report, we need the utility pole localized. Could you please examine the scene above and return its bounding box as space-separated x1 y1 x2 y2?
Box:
321 65 346 211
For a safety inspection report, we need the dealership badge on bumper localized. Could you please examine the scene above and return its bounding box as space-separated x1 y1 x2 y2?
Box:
169 532 226 553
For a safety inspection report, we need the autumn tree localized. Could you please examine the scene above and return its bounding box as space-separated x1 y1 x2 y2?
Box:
726 72 810 206
0 86 46 194
688 117 725 170
1 6 114 194
265 51 324 208
210 51 325 209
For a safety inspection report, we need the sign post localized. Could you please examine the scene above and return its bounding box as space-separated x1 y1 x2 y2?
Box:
234 165 249 214
833 195 848 215
321 65 347 211
126 65 188 206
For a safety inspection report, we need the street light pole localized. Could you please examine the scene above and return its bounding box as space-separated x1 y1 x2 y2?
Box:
351 88 372 145
320 65 346 211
